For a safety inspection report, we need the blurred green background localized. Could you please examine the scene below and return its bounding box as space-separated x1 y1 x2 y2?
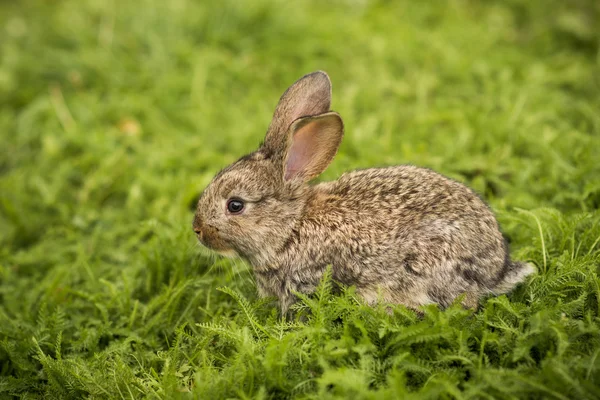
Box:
1 0 599 398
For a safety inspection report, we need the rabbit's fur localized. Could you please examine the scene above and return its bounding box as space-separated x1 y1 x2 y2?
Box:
193 71 534 314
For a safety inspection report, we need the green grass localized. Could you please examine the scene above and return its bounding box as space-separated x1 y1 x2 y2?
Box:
1 0 600 398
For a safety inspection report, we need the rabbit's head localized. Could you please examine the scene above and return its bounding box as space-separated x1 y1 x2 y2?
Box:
193 72 344 263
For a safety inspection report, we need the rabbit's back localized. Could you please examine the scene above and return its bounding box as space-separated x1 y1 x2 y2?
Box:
301 165 509 308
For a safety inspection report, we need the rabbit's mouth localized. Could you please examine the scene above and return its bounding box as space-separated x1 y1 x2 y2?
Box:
194 222 234 254
213 248 239 258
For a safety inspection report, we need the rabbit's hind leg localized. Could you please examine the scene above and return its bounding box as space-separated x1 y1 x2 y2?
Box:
357 283 435 310
460 291 480 310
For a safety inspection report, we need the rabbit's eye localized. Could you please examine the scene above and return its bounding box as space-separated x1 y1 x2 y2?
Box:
227 199 245 215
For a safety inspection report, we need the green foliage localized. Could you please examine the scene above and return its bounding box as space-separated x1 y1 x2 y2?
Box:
1 0 600 398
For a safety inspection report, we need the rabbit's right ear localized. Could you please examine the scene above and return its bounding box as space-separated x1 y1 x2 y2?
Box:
284 112 343 182
262 71 331 155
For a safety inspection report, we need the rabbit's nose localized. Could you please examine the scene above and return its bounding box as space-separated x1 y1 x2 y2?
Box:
192 214 204 237
193 227 203 238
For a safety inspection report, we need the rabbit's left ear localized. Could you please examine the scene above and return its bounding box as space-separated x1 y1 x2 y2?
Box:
284 112 344 182
263 71 332 154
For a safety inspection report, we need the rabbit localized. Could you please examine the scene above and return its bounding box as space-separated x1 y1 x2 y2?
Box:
192 71 535 314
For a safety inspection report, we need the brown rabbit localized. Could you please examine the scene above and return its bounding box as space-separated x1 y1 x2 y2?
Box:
193 71 534 314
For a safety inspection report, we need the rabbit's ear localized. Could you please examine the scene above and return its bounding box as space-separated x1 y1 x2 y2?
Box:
284 112 343 182
263 71 331 154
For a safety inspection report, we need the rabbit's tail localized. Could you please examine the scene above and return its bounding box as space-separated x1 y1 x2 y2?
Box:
492 261 536 294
